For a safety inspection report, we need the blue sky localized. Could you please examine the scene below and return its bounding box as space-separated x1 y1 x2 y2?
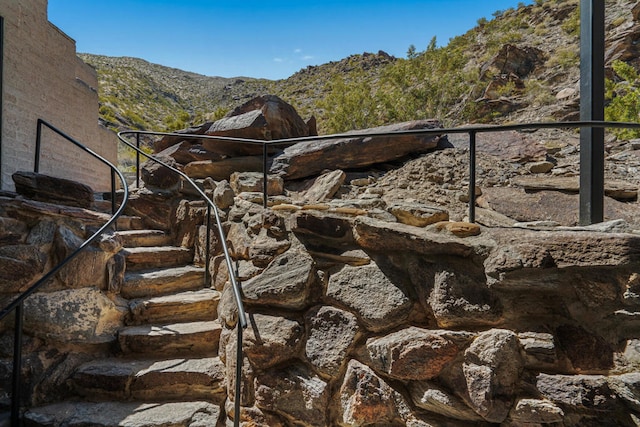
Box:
48 0 533 80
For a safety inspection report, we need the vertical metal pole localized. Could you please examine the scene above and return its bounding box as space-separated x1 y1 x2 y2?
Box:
579 0 605 225
111 169 116 215
11 303 24 426
262 142 268 208
205 204 211 287
0 16 4 189
34 120 42 173
136 133 141 188
234 261 242 427
468 131 476 223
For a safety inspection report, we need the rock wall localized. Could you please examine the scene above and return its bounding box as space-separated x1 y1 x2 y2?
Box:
0 195 125 404
201 173 640 426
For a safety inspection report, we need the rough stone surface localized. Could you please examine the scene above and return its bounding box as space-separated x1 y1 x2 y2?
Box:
327 262 411 332
13 171 94 208
242 249 317 310
270 120 443 180
460 329 523 423
242 313 303 370
365 327 459 380
339 359 410 426
255 362 329 427
387 201 449 227
304 306 359 378
302 170 346 203
23 287 126 343
410 381 484 421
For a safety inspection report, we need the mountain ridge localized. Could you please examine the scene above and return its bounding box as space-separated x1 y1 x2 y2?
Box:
81 0 640 137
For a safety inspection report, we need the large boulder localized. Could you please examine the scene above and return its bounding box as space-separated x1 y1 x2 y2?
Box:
270 120 444 180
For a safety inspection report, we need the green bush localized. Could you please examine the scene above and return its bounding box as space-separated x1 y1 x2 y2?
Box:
605 60 640 139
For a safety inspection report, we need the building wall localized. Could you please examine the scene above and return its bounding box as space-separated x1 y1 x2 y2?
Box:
0 0 117 192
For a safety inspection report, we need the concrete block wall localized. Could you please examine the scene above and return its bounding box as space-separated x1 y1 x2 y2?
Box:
0 0 117 192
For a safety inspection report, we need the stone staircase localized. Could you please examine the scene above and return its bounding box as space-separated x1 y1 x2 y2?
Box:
23 225 226 426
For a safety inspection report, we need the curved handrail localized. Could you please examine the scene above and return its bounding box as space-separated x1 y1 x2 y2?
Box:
118 131 248 330
0 119 129 426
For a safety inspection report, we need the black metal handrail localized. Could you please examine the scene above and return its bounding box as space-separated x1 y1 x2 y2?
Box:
127 120 640 224
117 131 249 427
0 119 128 426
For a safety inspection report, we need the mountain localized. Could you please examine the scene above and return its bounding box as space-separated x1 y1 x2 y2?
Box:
81 0 640 136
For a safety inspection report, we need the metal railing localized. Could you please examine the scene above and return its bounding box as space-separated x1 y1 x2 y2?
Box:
0 119 129 426
127 120 640 226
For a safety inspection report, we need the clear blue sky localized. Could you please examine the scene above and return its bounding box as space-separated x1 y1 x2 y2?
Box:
48 0 532 80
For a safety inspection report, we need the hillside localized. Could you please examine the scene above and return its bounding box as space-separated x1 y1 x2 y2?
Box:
82 0 640 136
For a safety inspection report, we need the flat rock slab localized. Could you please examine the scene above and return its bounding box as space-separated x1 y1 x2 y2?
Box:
117 230 172 248
124 246 193 271
128 289 220 325
270 120 443 180
122 265 205 299
12 171 94 208
72 357 225 401
24 401 221 427
512 176 637 201
118 320 222 356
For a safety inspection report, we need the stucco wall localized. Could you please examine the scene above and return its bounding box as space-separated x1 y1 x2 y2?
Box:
0 0 117 192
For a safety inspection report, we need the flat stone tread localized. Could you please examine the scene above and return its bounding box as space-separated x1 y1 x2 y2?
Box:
71 357 226 400
117 229 173 248
124 246 193 271
119 320 221 338
128 289 220 324
76 356 224 377
132 288 220 307
122 265 205 299
118 320 222 355
24 401 221 427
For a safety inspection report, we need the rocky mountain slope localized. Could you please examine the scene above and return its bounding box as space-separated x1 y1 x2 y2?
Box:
82 0 640 138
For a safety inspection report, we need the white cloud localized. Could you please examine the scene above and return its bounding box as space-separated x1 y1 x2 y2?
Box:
302 55 314 60
294 48 302 53
273 57 284 63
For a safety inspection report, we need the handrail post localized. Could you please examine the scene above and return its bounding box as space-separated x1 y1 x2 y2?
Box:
468 130 476 223
205 204 212 287
136 133 141 189
11 303 24 426
234 262 243 427
111 169 116 215
34 119 43 173
579 0 605 225
262 142 268 208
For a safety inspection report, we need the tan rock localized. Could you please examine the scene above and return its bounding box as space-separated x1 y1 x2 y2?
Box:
302 170 346 203
230 171 284 196
508 398 564 424
365 327 459 380
327 262 411 332
305 306 359 378
410 381 484 421
255 363 328 427
243 313 303 369
433 221 481 237
388 201 449 227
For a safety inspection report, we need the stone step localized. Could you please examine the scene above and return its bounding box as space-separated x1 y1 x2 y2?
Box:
121 265 206 299
24 401 221 427
117 229 173 248
128 289 220 325
70 357 225 402
118 320 222 356
124 246 193 271
116 215 145 231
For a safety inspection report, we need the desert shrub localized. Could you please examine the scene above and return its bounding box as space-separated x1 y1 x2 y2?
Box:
605 60 640 139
